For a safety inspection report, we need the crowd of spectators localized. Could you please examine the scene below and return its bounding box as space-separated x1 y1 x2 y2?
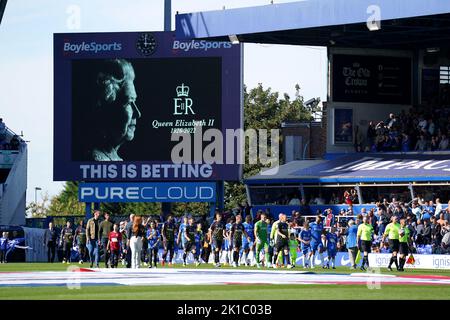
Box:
283 189 359 207
356 107 450 152
286 196 450 255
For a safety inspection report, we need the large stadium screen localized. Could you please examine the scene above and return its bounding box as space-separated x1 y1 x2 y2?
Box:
332 54 412 105
53 32 242 181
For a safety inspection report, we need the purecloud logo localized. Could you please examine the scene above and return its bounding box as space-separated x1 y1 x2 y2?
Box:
173 39 232 52
63 41 122 54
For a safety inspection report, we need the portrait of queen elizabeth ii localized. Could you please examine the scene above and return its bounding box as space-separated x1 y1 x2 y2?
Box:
72 59 142 161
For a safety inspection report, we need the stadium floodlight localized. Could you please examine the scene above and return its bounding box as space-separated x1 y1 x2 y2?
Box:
228 34 239 44
305 98 317 108
0 0 7 25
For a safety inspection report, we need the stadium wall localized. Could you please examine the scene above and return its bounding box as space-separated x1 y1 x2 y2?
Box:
369 253 450 270
23 227 47 262
0 146 27 225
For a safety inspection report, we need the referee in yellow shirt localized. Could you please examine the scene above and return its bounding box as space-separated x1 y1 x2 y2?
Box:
356 216 374 271
381 216 401 271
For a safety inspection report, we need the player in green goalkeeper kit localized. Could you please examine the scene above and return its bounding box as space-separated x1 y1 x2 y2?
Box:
381 216 401 271
254 212 269 268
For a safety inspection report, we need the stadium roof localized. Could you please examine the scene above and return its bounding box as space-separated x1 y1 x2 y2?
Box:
176 0 450 49
245 153 450 184
0 0 7 26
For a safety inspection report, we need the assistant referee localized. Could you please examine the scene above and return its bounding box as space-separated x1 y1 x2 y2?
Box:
356 216 374 271
381 216 401 271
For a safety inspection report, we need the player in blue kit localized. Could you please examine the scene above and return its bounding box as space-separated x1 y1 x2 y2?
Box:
231 215 250 267
224 216 235 266
177 216 188 253
242 215 255 266
324 226 338 269
195 222 203 262
0 232 8 263
298 221 312 268
309 216 325 269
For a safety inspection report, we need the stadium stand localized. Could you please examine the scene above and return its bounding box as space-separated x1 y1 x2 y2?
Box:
0 119 27 225
364 107 450 153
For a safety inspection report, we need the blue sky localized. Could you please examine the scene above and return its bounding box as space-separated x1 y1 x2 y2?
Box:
0 0 326 205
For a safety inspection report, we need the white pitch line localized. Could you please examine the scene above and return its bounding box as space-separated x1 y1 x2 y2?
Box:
0 269 449 287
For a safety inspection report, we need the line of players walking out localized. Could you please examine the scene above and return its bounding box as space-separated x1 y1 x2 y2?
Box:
202 211 413 271
51 209 413 271
148 211 337 269
195 211 340 269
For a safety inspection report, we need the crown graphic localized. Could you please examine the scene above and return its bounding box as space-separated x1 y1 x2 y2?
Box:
176 83 190 97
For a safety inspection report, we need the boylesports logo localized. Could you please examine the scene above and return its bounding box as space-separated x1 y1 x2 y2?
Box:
63 41 122 54
173 40 232 52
